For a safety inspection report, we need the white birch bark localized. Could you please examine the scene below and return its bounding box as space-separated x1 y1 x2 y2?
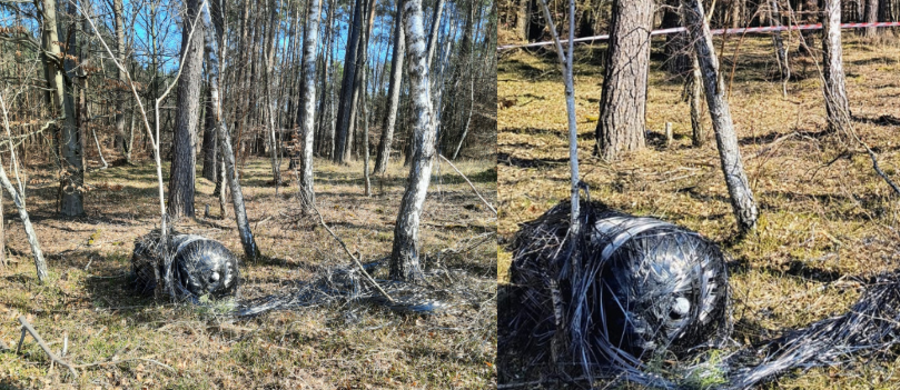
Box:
298 0 323 210
389 0 437 281
682 0 759 233
0 94 47 282
822 0 851 132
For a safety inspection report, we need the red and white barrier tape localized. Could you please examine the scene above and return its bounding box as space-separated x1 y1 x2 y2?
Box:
498 21 900 51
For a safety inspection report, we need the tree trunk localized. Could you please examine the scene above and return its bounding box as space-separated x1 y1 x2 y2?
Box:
264 0 282 193
688 53 706 147
822 0 852 132
390 0 436 281
167 0 205 219
205 4 260 260
91 128 108 170
202 87 218 181
594 0 653 161
113 0 129 157
682 0 759 233
865 0 879 36
515 0 529 41
333 0 365 164
770 0 790 97
374 7 404 175
60 0 84 217
878 0 893 26
298 0 324 210
0 160 47 282
0 96 47 282
731 0 744 29
426 0 446 67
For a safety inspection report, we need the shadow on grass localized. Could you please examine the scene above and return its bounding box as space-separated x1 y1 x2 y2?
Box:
0 379 25 390
498 152 568 169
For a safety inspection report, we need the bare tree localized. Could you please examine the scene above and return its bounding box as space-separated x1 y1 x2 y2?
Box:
594 0 653 161
682 0 759 233
389 0 437 281
204 0 259 260
168 0 206 219
202 87 218 182
263 0 281 193
374 4 405 175
298 0 324 210
113 0 129 157
822 0 852 132
42 0 85 216
0 93 48 283
333 0 364 164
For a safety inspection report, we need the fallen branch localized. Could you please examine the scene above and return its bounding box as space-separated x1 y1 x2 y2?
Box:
439 154 497 216
309 205 395 304
17 315 77 378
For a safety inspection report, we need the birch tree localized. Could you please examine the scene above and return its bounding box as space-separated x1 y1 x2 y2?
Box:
0 93 48 283
389 0 437 281
822 0 852 132
682 0 759 233
298 0 324 210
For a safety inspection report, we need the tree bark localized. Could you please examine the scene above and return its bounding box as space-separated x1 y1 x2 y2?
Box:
515 0 529 41
168 0 205 219
770 0 790 97
333 0 365 164
60 0 85 217
878 0 893 26
688 53 706 147
865 0 879 36
375 7 405 174
822 0 852 132
264 0 282 193
390 0 436 281
0 96 47 282
298 0 324 210
202 87 218 181
113 0 129 157
682 0 759 233
593 0 653 161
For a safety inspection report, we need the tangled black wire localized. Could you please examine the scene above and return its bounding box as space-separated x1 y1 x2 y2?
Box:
501 199 900 389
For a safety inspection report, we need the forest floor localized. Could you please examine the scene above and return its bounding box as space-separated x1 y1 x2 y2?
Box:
0 155 497 389
498 33 900 389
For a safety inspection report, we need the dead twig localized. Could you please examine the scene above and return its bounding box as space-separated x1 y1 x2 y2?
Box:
17 315 77 378
439 154 497 216
308 205 395 304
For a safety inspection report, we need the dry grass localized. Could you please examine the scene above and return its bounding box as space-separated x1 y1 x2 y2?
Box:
498 34 900 388
0 155 497 389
